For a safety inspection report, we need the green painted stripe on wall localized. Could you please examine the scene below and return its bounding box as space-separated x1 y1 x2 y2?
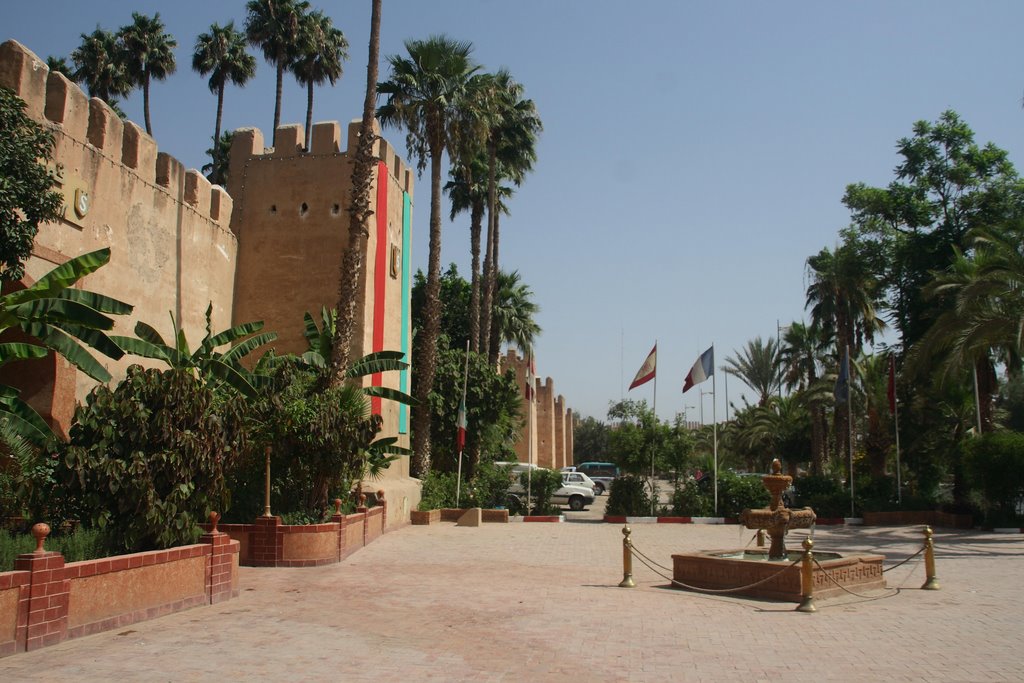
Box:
399 191 411 434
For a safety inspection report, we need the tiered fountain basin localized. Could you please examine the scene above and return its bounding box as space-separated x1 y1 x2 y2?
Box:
671 459 885 602
671 547 886 602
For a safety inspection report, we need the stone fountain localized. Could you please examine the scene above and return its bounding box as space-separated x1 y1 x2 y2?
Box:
670 459 886 602
738 458 816 560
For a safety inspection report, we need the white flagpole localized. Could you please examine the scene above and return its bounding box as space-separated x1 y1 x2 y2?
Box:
651 341 657 516
723 368 729 422
713 345 718 517
455 339 470 507
894 389 902 506
847 345 855 519
527 350 534 514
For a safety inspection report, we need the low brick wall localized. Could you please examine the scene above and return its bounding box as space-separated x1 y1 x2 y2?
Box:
0 528 238 657
863 510 973 529
207 501 388 568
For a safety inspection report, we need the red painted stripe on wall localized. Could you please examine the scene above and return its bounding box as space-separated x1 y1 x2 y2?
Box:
371 161 388 414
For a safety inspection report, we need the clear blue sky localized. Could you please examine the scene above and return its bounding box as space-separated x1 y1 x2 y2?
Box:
6 1 1024 423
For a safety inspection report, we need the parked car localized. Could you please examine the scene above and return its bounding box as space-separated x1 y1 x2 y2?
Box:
561 470 598 495
575 462 619 495
502 464 595 512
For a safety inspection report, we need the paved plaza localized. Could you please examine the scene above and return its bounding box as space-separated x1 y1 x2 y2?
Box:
1 520 1021 682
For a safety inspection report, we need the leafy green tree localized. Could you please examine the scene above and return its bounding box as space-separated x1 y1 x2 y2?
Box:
0 249 132 442
411 264 471 351
963 430 1024 525
245 0 310 145
572 415 609 464
723 336 783 406
71 27 132 108
606 399 668 477
193 22 255 152
118 12 177 136
844 110 1024 351
781 321 830 472
290 10 348 151
0 87 63 284
110 303 275 399
377 34 479 476
62 366 248 551
424 340 521 477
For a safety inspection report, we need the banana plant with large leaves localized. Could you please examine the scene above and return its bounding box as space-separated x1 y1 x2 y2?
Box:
0 248 132 443
110 303 276 400
296 306 415 407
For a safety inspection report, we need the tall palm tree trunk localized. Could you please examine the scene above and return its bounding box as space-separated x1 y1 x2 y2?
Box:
330 0 381 380
214 83 225 147
273 62 284 144
143 74 152 135
479 142 497 356
487 210 503 366
305 80 314 152
411 144 445 476
469 199 484 352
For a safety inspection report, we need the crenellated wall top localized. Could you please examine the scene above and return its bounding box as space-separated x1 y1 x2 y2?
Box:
228 118 414 199
0 39 231 227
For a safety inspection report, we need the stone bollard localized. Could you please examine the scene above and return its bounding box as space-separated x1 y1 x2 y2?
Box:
618 525 636 588
796 537 816 613
921 526 940 590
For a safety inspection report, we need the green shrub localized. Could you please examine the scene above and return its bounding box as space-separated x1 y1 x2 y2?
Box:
61 366 247 552
606 475 652 516
0 526 112 572
964 431 1024 526
521 468 563 515
418 471 458 510
464 461 514 509
671 480 712 516
716 471 770 518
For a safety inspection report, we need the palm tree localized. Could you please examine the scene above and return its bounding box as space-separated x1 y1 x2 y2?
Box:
781 321 831 472
477 71 542 362
444 154 488 352
45 56 75 80
489 270 541 356
71 27 132 107
377 35 479 476
192 21 256 151
910 222 1024 431
118 12 177 136
724 336 783 406
806 240 885 462
202 130 235 186
290 10 348 152
245 0 310 146
329 0 381 379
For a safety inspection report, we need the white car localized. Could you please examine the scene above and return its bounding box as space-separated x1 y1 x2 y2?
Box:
561 470 599 495
498 463 596 511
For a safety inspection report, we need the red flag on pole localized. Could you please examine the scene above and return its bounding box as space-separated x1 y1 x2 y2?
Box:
456 399 467 451
887 353 897 415
629 344 657 390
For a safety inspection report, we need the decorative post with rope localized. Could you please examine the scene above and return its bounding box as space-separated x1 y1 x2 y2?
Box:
618 525 636 588
796 537 816 613
921 526 940 590
262 446 273 517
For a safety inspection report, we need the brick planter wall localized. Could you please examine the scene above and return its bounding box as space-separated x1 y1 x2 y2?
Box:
203 501 388 567
412 508 509 525
0 528 239 657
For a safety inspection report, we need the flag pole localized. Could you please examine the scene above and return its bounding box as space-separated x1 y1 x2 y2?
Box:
455 339 470 507
894 389 902 506
651 341 657 516
847 345 855 519
972 363 982 435
712 344 718 516
527 350 534 514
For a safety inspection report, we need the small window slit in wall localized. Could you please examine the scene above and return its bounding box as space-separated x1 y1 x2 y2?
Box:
300 202 309 216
